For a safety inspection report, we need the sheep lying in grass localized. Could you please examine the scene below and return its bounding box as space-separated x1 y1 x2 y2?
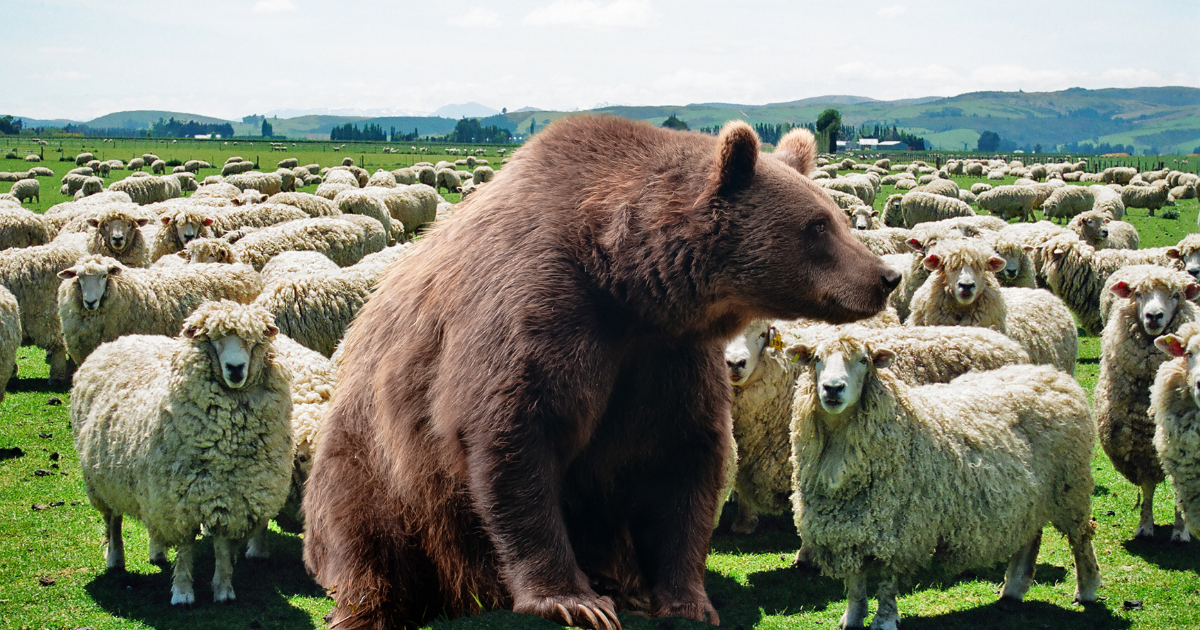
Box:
58 255 264 365
724 321 1028 535
789 329 1100 630
71 301 293 605
1151 321 1200 542
1097 265 1200 541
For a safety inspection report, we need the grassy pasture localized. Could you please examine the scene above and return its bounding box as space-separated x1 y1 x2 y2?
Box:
1 144 1200 629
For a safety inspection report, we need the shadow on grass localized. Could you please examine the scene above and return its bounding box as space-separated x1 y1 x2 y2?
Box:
86 530 322 630
1121 530 1200 572
1077 357 1100 365
899 599 1128 630
710 514 800 555
6 376 69 395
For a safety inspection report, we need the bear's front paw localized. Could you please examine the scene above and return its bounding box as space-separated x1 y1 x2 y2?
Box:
656 599 720 625
514 593 621 630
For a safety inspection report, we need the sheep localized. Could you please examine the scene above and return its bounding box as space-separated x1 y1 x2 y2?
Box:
987 230 1036 288
1150 321 1200 542
1041 186 1094 223
366 169 397 188
76 152 94 166
322 169 359 188
266 192 340 217
0 284 19 400
233 189 268 206
977 185 1040 222
74 176 104 200
127 157 145 171
1167 234 1200 281
415 165 436 187
181 238 239 264
1122 181 1172 213
1097 265 1200 541
0 206 51 250
900 191 973 228
208 204 309 237
908 238 1077 373
58 255 264 365
848 206 880 230
392 167 417 185
788 330 1100 629
334 189 404 245
71 300 292 605
225 217 388 271
915 178 959 199
151 159 166 174
10 179 39 204
315 182 354 200
473 166 495 184
274 168 296 193
0 239 89 384
109 175 179 205
260 250 340 282
225 171 283 196
221 160 255 177
253 243 409 356
850 227 913 256
278 158 299 169
882 194 904 227
724 321 1028 535
192 182 241 200
434 168 462 194
1043 232 1176 335
1103 166 1138 185
85 205 151 268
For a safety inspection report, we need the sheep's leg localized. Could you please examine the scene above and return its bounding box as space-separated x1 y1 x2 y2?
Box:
1136 481 1157 539
731 500 759 535
212 536 236 603
46 346 70 387
839 574 869 629
104 512 125 570
148 536 168 565
171 539 196 605
1068 518 1101 603
245 524 270 559
1172 499 1191 544
870 578 899 630
1000 531 1041 601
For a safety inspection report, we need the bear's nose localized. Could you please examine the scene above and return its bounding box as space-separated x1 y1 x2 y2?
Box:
881 267 901 292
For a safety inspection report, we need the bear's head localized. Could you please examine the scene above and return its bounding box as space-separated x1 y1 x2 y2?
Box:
704 122 900 325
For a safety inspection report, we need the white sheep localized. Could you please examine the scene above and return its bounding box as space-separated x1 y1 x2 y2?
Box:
1150 321 1200 542
0 206 51 250
1041 186 1094 223
1097 265 1199 541
11 179 39 204
58 255 264 365
84 205 152 268
899 191 973 228
789 330 1100 629
0 239 89 384
987 231 1036 288
977 185 1040 222
0 285 21 402
109 175 179 205
71 301 293 605
1122 181 1172 214
226 171 284 196
227 216 388 271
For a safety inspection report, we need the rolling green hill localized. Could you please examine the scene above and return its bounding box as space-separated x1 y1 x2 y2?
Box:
84 110 234 129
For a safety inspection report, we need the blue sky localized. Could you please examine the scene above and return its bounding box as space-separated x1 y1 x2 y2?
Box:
3 0 1197 121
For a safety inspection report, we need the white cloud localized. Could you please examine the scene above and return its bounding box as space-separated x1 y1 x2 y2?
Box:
252 0 295 13
523 0 660 29
459 7 502 28
877 4 906 18
29 70 89 82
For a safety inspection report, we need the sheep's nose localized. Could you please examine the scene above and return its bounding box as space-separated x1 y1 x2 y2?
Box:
83 299 99 310
1099 229 1109 238
225 362 246 383
958 281 976 293
1188 267 1200 280
1146 311 1165 326
822 382 845 398
881 267 901 292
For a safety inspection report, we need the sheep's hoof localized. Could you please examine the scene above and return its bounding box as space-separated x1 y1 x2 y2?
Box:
1170 529 1191 544
213 584 236 603
170 587 195 606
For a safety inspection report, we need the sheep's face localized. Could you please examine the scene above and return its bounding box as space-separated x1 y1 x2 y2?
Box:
186 241 234 264
1112 280 1200 337
725 321 772 386
789 340 893 415
1078 215 1110 245
210 334 254 389
850 207 877 230
994 246 1030 281
1156 333 1200 409
58 263 120 311
164 215 213 245
924 251 1004 305
90 216 148 253
1167 244 1200 280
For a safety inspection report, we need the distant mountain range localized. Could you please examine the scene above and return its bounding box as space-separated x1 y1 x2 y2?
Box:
9 87 1200 153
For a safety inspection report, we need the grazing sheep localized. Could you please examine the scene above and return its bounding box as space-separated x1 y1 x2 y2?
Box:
267 192 340 217
900 191 974 228
1104 166 1138 185
1122 182 1172 213
11 179 39 204
221 160 255 177
226 172 284 197
71 301 292 605
0 285 20 401
1097 265 1200 540
127 157 145 171
151 159 166 174
1150 321 1200 542
1041 186 1095 223
253 244 409 356
227 217 388 271
434 168 462 194
724 321 1028 535
915 178 959 199
977 185 1040 222
789 331 1100 630
109 175 179 205
278 158 299 169
58 255 264 365
0 239 89 384
62 173 91 196
76 152 94 166
473 166 495 185
74 176 104 200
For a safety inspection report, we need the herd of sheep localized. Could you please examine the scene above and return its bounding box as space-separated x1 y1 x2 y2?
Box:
2 144 1200 626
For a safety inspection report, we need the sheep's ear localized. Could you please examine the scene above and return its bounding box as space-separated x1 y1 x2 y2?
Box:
182 324 200 338
1111 280 1133 299
136 218 149 227
231 198 243 206
871 347 895 369
108 265 122 276
1103 218 1111 224
86 218 99 228
160 215 172 225
176 250 188 259
785 343 816 366
705 120 759 199
1156 335 1187 358
870 209 879 218
906 238 925 252
1186 283 1200 301
987 256 1006 273
57 268 77 280
772 128 817 176
202 218 214 226
1023 245 1034 253
922 254 942 271
265 324 279 338
1168 248 1182 260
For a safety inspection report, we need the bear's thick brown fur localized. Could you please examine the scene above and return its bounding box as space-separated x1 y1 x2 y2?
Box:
303 116 899 629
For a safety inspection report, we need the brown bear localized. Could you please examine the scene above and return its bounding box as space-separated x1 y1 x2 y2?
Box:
303 115 899 629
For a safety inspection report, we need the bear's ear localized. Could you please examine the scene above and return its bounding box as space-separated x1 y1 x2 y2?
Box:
706 120 759 198
773 128 817 177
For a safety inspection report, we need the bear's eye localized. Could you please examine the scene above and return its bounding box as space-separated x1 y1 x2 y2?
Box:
810 220 826 235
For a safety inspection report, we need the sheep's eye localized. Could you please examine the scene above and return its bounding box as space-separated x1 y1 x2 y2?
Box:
859 356 868 364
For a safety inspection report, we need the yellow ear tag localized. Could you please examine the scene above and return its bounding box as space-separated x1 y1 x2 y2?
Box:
769 330 785 351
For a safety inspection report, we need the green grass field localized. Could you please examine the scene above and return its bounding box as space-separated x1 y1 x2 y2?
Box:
1 144 1200 629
